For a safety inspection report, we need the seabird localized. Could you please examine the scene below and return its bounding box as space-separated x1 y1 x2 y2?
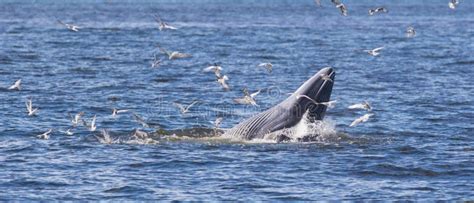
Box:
57 20 80 32
69 112 84 127
82 115 97 132
132 113 150 128
158 46 191 60
25 98 38 116
406 26 416 38
331 0 347 16
132 128 148 139
37 129 52 140
151 54 161 68
8 79 21 91
174 101 198 115
296 94 337 109
365 47 384 56
203 63 222 77
350 113 374 127
112 108 129 118
153 14 177 31
216 74 230 91
449 0 460 9
234 88 261 106
257 63 273 73
348 101 372 111
368 7 388 16
59 129 74 136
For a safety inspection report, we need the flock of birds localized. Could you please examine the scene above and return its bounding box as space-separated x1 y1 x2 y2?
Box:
4 0 463 141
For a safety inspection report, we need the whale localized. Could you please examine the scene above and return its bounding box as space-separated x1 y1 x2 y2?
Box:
224 67 335 141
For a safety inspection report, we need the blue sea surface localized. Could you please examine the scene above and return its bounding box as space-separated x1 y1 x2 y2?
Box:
0 0 473 201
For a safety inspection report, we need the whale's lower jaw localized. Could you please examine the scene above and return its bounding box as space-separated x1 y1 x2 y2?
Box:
224 67 335 141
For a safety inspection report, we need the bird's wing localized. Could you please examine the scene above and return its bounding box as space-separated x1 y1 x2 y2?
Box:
250 89 261 98
297 94 319 105
373 47 384 52
174 103 186 112
203 66 217 72
117 109 129 113
186 101 199 110
350 117 362 127
331 0 341 5
348 103 364 109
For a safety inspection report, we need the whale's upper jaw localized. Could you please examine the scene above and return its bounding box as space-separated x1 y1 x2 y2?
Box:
289 67 335 120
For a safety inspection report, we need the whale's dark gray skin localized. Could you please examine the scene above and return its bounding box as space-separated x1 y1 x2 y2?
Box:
224 67 335 140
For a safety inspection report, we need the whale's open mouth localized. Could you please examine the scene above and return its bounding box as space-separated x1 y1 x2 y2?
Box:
291 67 335 120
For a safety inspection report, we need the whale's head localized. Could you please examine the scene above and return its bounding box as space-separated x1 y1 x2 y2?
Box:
288 67 335 120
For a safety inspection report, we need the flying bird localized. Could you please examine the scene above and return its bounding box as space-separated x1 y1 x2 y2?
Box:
331 0 347 16
132 113 150 128
216 74 230 91
37 129 52 140
112 108 129 118
203 63 222 77
296 94 337 109
59 129 74 136
82 115 97 132
174 101 198 115
153 14 177 31
158 46 191 60
368 7 388 15
365 47 384 56
406 26 416 38
234 88 261 106
69 112 84 127
258 63 273 73
57 20 80 32
348 101 372 111
350 113 374 127
8 79 21 91
151 54 161 68
25 98 38 116
449 0 460 9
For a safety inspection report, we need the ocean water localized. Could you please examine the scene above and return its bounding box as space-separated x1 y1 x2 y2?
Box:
0 0 473 201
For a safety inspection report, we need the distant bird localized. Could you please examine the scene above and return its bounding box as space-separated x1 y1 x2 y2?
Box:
174 101 198 115
69 112 84 127
296 94 337 109
8 79 21 91
158 46 191 60
258 63 273 73
448 0 460 9
112 108 129 118
96 129 113 144
406 26 416 38
368 7 388 15
132 113 150 128
153 14 177 31
348 101 372 111
37 129 52 140
331 0 347 16
82 115 97 132
350 113 374 127
25 98 38 116
365 47 384 56
203 63 222 77
59 128 74 136
57 20 80 32
234 88 261 106
132 128 148 139
216 74 230 91
151 54 161 68
314 0 321 7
